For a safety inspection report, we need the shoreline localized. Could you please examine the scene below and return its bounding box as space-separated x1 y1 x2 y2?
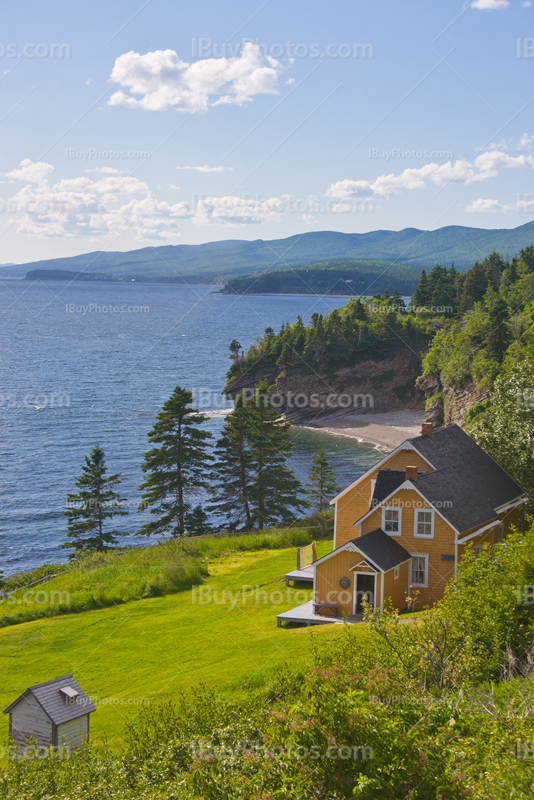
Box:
219 291 362 298
294 409 425 452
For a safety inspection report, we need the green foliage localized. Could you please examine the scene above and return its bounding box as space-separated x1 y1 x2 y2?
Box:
468 357 534 500
228 296 433 382
244 382 308 529
306 447 340 514
223 258 422 296
3 527 534 798
63 445 128 555
184 505 212 536
1 563 69 593
138 386 213 538
208 393 254 529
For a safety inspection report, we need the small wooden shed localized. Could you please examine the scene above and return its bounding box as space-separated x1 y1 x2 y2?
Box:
3 674 97 754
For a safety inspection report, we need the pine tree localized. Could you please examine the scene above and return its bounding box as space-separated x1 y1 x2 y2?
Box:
486 297 512 362
306 447 340 514
138 387 212 538
208 393 254 530
63 445 127 556
411 269 429 307
244 382 308 529
185 505 212 536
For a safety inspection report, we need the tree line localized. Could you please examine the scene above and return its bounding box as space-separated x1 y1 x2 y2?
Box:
63 383 339 555
227 247 534 387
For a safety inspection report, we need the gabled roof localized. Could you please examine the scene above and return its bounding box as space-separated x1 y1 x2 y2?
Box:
3 674 96 724
372 470 405 507
348 528 412 572
331 424 525 519
313 528 411 573
350 425 525 535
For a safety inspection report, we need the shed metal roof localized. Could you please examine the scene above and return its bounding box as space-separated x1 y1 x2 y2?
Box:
3 674 97 724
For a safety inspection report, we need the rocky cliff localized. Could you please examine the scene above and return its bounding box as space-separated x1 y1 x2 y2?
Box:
223 348 426 424
416 375 490 428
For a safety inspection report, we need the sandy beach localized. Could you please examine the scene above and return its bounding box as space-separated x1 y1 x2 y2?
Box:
299 409 425 452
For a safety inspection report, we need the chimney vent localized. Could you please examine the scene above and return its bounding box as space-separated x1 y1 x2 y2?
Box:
421 422 433 438
405 465 418 482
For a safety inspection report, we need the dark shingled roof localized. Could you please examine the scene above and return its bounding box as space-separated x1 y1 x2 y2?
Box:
408 425 525 533
3 674 97 724
366 425 525 534
350 528 411 572
372 469 405 507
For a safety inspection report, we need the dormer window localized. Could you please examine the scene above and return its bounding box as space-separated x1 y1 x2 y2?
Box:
382 507 401 536
414 509 434 539
59 686 79 705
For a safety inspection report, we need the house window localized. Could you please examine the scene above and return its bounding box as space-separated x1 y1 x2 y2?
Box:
394 566 399 580
497 524 504 543
414 509 434 538
410 555 428 587
475 543 482 556
382 507 401 536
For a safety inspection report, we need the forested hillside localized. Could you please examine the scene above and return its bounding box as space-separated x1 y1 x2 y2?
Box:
220 259 421 296
6 221 534 280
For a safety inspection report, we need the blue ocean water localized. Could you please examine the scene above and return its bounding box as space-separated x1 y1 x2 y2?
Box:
0 279 380 575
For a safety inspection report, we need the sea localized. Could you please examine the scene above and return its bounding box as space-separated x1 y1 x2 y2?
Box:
0 279 381 575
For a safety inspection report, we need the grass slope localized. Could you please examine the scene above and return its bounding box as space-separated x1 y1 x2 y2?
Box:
4 222 534 279
0 541 340 751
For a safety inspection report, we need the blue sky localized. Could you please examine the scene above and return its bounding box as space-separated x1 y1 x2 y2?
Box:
0 0 533 263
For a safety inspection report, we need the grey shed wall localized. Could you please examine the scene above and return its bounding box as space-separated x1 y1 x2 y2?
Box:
10 694 53 750
57 715 89 751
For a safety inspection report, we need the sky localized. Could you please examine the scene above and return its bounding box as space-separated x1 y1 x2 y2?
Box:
0 0 533 263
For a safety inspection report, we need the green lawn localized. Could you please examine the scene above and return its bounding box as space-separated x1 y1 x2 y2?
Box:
0 541 343 752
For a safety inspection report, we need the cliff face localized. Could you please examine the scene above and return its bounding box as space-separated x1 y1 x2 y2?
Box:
223 348 426 424
417 375 490 428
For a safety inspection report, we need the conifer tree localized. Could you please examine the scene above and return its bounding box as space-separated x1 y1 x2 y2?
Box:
306 447 340 514
411 269 429 307
185 505 212 536
208 393 253 530
138 387 212 538
63 445 127 555
486 296 512 362
244 382 308 529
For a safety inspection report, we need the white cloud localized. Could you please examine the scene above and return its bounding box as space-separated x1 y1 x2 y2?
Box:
286 78 296 85
3 160 296 238
194 194 286 225
108 43 282 113
85 79 93 86
175 165 233 172
325 150 534 201
517 133 534 150
471 0 509 9
5 159 54 184
85 167 125 174
4 159 192 240
524 2 533 6
465 198 511 212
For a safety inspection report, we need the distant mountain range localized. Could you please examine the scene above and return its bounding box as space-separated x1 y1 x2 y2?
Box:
3 221 534 281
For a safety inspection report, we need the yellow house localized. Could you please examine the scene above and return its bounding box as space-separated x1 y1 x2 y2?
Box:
277 423 527 626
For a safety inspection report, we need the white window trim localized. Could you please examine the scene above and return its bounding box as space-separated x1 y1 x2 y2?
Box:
497 523 504 543
410 552 429 589
382 506 402 537
394 566 399 580
413 508 435 539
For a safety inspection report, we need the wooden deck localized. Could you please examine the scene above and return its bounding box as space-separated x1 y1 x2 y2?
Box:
276 600 362 627
284 565 314 586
